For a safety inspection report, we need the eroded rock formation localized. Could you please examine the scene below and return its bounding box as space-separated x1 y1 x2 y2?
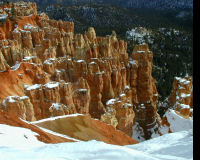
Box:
168 76 193 116
130 45 161 139
160 76 193 131
0 2 161 140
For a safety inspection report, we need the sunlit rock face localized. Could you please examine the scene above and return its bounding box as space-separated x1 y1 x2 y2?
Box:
169 76 193 110
129 44 160 139
0 2 161 139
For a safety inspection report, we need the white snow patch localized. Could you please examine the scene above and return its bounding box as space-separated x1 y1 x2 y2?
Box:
180 104 190 109
90 58 98 60
124 103 132 107
125 85 130 90
13 25 20 33
175 77 190 85
23 56 36 61
44 60 53 65
6 96 18 103
137 51 145 54
49 103 62 110
120 93 126 97
20 29 31 33
89 61 97 65
2 96 30 107
55 69 61 73
20 96 29 100
43 58 56 65
2 99 7 107
31 114 84 124
77 89 88 92
76 60 85 63
132 122 145 142
11 63 21 71
24 84 30 88
2 45 10 49
0 124 45 149
180 93 190 98
106 99 116 105
24 24 37 30
26 84 41 91
129 60 137 66
44 82 59 89
0 14 8 20
184 81 190 85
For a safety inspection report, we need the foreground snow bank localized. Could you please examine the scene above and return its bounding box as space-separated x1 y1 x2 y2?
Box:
128 129 193 160
0 124 45 149
0 124 193 160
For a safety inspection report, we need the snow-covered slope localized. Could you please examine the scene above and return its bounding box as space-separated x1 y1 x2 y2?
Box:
128 129 193 160
0 124 45 149
132 109 193 142
0 124 193 160
159 109 193 135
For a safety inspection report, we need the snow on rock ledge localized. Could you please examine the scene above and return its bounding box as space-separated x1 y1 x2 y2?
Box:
44 82 59 89
0 96 36 121
26 84 42 91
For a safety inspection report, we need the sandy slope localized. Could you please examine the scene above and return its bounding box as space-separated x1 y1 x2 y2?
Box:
32 114 138 145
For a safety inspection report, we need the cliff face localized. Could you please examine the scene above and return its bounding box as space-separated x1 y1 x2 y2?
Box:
0 2 161 140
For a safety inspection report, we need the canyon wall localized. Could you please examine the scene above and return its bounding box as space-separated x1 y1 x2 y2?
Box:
0 2 161 139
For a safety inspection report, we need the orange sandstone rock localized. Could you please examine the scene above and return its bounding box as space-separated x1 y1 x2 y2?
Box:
0 2 161 141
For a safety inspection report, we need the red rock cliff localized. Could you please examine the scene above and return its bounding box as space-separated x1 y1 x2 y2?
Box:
0 2 161 140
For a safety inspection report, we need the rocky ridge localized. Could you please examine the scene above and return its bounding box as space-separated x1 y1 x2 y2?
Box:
0 2 160 140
